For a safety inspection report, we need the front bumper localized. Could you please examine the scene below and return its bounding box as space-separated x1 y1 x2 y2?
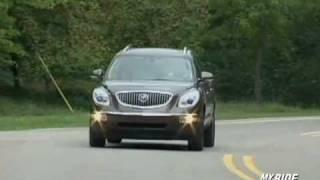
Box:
90 111 201 140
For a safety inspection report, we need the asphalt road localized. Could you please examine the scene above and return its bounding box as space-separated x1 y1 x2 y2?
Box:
0 117 319 180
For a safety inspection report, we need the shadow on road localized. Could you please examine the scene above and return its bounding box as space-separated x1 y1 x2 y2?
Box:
104 141 189 151
68 139 217 152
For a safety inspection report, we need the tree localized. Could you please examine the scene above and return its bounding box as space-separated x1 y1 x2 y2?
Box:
4 0 73 88
203 0 290 103
281 0 320 106
0 1 25 62
0 0 25 88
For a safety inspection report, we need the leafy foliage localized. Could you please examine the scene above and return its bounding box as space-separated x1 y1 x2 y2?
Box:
0 0 24 66
0 0 319 106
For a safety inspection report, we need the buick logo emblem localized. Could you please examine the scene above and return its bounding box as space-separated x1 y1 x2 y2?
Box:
138 93 149 103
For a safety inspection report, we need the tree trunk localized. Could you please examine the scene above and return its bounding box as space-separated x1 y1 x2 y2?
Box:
43 76 51 92
254 47 263 104
11 62 21 89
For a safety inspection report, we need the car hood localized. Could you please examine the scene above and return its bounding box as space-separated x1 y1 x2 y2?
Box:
102 80 195 94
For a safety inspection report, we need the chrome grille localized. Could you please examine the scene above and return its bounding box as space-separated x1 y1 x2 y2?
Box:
116 91 173 108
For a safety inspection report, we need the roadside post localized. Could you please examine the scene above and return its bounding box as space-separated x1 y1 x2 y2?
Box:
36 53 74 113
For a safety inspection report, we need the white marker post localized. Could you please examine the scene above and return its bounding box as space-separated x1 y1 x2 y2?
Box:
37 53 74 113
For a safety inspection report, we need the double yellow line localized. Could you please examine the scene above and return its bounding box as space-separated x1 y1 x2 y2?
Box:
223 154 264 180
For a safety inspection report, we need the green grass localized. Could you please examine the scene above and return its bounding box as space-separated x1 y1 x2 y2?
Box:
0 113 88 131
0 93 89 131
217 102 320 119
0 97 71 116
1 100 320 131
1 83 320 130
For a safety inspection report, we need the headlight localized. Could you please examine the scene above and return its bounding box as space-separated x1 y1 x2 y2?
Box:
178 88 200 108
92 87 110 106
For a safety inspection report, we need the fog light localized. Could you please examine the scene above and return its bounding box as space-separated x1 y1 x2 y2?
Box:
180 114 198 124
91 111 107 123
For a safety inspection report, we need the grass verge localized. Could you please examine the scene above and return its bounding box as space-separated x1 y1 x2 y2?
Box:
0 102 320 131
0 113 88 131
217 102 320 119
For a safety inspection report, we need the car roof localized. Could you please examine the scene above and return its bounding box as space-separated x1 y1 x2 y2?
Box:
118 48 192 58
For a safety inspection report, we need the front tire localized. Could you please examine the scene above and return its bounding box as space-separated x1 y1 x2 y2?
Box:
188 123 204 151
89 125 106 147
204 120 215 147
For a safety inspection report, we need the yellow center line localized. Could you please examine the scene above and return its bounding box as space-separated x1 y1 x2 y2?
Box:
223 154 255 180
300 130 320 136
243 155 264 177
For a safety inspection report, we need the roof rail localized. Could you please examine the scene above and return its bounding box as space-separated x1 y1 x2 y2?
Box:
183 46 188 55
122 44 132 52
183 47 193 57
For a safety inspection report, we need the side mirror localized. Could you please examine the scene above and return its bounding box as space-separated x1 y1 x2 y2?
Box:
201 71 214 80
91 69 103 80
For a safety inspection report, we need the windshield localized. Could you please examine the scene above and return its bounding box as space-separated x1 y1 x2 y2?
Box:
106 55 194 82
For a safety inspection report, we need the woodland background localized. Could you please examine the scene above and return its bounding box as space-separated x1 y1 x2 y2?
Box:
1 0 319 110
